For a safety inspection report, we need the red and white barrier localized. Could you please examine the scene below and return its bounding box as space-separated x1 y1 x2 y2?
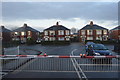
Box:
0 54 120 58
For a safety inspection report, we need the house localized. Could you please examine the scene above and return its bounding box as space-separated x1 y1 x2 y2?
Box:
78 21 109 42
0 26 12 43
109 26 120 41
12 23 40 43
43 22 70 42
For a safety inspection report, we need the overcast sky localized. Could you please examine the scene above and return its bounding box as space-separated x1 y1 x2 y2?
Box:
1 1 119 31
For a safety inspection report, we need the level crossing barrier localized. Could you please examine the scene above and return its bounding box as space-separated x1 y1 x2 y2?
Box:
0 54 120 80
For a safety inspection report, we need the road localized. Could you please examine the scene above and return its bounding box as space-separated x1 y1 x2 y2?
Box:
2 43 120 80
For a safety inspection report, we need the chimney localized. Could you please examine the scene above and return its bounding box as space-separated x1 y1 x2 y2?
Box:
90 21 93 26
56 22 59 26
1 26 5 28
23 23 27 27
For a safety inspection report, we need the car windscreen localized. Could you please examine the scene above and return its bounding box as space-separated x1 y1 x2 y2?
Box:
93 44 108 50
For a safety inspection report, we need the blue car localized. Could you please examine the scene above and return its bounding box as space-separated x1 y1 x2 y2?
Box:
86 43 112 56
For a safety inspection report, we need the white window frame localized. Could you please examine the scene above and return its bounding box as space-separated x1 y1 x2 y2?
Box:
0 32 2 37
28 31 31 35
65 30 69 35
96 36 102 40
87 30 93 35
45 38 48 41
58 37 64 41
81 30 85 35
87 36 93 40
96 30 102 35
44 31 48 35
21 32 26 36
49 31 55 35
15 32 19 35
103 30 107 35
66 37 70 41
58 30 64 35
49 37 55 41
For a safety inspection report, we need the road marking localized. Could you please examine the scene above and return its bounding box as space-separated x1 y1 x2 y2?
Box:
71 49 77 55
73 58 88 80
71 58 82 80
70 49 88 80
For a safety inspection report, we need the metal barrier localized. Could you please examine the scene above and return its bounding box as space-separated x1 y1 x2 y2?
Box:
0 55 120 80
4 46 19 55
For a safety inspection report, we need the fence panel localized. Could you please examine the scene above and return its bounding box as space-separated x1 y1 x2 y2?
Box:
1 55 119 73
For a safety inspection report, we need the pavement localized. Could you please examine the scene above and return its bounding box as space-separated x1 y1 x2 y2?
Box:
2 42 120 80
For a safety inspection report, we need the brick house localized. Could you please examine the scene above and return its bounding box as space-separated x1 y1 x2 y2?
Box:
0 26 12 43
109 26 120 41
43 22 70 41
12 24 40 43
78 21 109 42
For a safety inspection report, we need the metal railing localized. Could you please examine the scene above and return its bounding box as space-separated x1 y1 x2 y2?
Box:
0 54 120 80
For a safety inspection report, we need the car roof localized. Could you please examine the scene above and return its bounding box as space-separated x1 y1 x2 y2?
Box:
86 42 95 45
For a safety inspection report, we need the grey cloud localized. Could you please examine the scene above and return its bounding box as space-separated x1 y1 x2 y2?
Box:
2 2 118 21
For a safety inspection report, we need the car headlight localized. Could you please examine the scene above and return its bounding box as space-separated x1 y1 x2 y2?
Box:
95 53 101 56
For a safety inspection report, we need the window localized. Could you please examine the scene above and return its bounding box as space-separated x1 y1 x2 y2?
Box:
45 37 48 41
81 30 85 35
15 38 20 41
0 32 2 37
87 37 93 40
66 38 70 41
49 31 55 35
103 30 107 35
96 36 101 40
58 37 64 41
66 30 69 35
49 37 55 41
15 32 19 35
96 30 102 35
58 30 64 35
44 31 48 35
21 32 26 36
21 38 26 42
28 31 31 35
87 30 93 35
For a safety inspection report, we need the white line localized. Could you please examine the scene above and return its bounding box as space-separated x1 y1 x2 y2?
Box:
71 49 88 80
73 58 88 80
71 49 77 55
70 58 82 80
